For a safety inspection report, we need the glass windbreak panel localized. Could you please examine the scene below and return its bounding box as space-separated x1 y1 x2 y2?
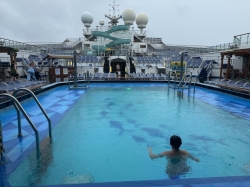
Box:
8 40 13 47
233 37 241 45
0 39 5 46
240 35 248 44
224 43 230 50
13 41 19 49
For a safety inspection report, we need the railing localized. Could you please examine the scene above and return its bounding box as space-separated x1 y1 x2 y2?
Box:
9 40 78 52
178 72 192 90
205 61 213 78
233 33 250 46
0 94 40 157
68 71 90 89
0 57 11 64
12 88 52 140
194 34 250 55
70 40 82 48
223 69 250 80
168 70 181 89
167 70 196 94
0 37 41 52
197 60 206 75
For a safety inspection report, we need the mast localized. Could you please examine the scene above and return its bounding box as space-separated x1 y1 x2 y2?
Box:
105 0 121 26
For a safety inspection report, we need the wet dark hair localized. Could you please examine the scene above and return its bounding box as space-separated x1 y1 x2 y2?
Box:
170 135 182 150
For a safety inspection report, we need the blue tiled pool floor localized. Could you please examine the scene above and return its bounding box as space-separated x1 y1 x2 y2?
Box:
1 84 250 187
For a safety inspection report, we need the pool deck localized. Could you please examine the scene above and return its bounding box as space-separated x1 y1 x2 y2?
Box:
0 83 250 187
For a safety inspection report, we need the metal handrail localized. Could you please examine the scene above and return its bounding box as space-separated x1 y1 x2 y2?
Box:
197 60 205 75
0 94 40 157
168 70 182 89
206 61 213 78
178 72 192 90
178 74 188 88
12 88 52 140
68 70 90 89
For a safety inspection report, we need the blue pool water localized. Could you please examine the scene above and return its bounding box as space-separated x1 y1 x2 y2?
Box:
1 83 250 186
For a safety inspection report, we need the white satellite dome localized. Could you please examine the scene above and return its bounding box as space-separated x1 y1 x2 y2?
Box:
99 20 104 26
122 8 136 26
136 13 148 29
81 12 93 28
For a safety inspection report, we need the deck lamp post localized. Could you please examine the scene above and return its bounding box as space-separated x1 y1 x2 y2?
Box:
73 51 77 87
226 54 232 80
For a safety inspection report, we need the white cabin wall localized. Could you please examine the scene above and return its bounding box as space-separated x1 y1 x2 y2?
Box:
233 56 243 69
133 43 147 53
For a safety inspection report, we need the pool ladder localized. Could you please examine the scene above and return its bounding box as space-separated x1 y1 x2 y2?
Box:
178 72 193 91
0 88 52 158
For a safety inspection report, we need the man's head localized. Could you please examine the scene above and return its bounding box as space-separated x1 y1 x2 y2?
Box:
170 135 182 150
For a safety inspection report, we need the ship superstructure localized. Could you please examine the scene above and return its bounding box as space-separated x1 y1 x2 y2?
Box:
1 1 250 83
80 1 150 77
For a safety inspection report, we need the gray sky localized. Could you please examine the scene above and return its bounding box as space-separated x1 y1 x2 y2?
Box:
0 0 249 46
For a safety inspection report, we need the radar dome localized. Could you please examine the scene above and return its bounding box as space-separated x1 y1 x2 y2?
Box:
136 13 148 29
81 12 93 28
122 8 136 26
99 20 104 26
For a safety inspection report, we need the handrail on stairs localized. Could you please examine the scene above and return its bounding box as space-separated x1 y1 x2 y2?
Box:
178 72 193 91
0 94 40 157
12 88 52 140
197 60 205 76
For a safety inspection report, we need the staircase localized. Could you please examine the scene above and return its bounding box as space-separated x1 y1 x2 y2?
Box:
199 68 208 78
198 61 213 82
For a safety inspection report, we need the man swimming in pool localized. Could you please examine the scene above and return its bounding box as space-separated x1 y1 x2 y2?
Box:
147 135 200 179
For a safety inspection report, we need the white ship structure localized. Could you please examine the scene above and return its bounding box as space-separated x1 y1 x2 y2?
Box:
0 0 250 84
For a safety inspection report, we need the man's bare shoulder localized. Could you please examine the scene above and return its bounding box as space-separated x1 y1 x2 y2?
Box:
161 151 171 156
179 150 189 155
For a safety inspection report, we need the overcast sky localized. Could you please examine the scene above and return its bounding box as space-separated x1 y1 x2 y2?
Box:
0 0 249 46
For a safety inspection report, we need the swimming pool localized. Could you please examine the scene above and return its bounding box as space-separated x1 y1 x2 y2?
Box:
1 83 250 186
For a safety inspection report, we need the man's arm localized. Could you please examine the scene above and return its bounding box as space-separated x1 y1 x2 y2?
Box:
147 148 168 159
188 153 200 162
179 150 200 162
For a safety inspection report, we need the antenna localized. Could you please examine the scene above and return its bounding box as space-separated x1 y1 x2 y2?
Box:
109 0 119 17
105 0 121 25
